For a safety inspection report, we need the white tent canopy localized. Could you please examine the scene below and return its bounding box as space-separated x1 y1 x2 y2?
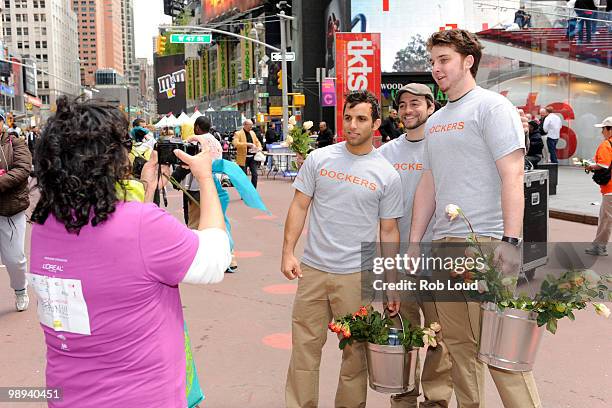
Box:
177 112 191 125
190 110 204 122
166 113 179 127
155 116 169 128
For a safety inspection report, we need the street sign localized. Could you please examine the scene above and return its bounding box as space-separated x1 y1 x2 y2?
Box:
249 78 264 85
258 92 269 98
271 52 295 62
170 34 212 44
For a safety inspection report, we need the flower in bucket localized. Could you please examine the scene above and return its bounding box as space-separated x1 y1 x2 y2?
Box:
445 204 612 334
328 305 439 350
593 303 610 318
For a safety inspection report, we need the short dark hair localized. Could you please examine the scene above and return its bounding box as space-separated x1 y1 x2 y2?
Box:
426 29 484 78
132 118 145 128
545 106 554 114
343 90 381 122
194 115 211 133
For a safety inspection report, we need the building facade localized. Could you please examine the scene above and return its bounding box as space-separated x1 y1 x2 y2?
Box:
2 0 80 113
72 0 124 86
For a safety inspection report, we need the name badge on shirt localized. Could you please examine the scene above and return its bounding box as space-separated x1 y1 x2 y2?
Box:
26 273 92 336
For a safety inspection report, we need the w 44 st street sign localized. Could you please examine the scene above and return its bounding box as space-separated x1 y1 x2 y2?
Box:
170 34 212 44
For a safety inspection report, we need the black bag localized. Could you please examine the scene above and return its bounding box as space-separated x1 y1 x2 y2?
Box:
592 140 612 186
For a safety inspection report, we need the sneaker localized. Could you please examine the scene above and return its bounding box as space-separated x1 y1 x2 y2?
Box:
225 265 238 273
585 246 608 256
15 291 29 312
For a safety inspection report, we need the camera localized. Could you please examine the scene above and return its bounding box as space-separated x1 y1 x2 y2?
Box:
155 139 199 165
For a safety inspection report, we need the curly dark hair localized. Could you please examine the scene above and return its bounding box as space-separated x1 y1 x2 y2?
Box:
31 96 132 234
343 90 381 122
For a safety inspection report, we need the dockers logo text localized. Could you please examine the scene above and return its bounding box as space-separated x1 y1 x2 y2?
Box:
346 39 374 90
320 168 377 191
429 121 465 134
158 69 186 99
393 163 423 171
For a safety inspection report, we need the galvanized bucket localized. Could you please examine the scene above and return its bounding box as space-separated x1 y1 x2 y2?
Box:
365 312 418 394
478 302 545 372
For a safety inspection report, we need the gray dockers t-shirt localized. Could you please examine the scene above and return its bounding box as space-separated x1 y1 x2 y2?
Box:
423 86 525 240
293 142 403 274
378 136 433 242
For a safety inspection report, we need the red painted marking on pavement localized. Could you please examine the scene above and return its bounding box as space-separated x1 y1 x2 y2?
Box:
253 214 277 220
262 332 292 350
263 284 297 295
234 250 263 258
382 0 389 11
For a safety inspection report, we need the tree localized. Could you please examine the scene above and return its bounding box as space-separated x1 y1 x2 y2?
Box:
392 34 430 72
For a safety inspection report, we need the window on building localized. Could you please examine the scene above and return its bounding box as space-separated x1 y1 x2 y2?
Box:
17 42 23 49
41 14 46 21
4 0 10 9
41 95 49 105
42 41 47 48
42 27 47 35
23 28 28 35
41 0 46 7
17 28 22 36
35 41 41 48
33 14 39 21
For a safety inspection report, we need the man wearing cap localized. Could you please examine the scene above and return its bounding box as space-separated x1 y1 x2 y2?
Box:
585 116 612 256
0 111 32 311
379 84 452 407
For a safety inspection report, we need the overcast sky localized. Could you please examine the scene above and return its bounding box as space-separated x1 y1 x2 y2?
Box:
134 0 172 62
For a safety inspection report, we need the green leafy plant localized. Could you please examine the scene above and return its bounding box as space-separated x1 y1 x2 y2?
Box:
446 204 612 334
328 305 439 350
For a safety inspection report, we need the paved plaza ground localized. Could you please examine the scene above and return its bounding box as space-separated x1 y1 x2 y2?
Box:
1 174 611 408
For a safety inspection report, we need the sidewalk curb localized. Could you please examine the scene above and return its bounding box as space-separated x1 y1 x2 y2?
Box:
549 210 598 225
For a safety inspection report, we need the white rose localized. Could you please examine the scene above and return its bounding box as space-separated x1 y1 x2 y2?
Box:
430 322 441 332
477 280 489 293
288 124 294 132
303 121 314 131
594 303 611 318
445 204 461 221
288 116 297 125
501 277 517 287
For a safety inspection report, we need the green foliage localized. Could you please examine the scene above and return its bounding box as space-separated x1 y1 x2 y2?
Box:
392 34 430 72
329 305 435 351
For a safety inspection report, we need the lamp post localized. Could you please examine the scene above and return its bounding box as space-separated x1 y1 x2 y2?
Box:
250 22 264 122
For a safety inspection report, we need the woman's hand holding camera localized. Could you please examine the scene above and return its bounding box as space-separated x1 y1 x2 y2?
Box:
173 135 213 181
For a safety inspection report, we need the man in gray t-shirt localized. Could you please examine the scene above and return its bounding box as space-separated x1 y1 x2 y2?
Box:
410 30 540 408
379 83 444 408
282 91 402 408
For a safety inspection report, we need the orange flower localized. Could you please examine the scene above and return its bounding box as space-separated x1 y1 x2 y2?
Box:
464 271 475 283
571 277 585 287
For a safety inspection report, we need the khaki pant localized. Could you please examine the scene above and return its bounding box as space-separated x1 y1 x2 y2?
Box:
424 237 541 408
594 194 612 246
286 263 367 408
389 301 422 408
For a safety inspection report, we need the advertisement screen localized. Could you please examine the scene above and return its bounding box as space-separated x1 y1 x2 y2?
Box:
201 0 264 24
335 32 381 142
154 54 187 115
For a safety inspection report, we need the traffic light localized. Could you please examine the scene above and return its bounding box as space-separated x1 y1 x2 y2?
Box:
157 35 167 55
277 69 282 90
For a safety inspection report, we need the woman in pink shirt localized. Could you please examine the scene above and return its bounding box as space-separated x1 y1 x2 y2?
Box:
28 97 231 407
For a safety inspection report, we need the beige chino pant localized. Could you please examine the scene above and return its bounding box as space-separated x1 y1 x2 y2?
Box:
423 237 541 408
594 194 612 246
285 263 368 408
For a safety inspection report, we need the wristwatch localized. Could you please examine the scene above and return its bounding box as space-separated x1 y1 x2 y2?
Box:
501 236 522 247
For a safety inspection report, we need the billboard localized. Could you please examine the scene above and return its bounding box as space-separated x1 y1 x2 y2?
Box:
154 54 187 115
335 32 381 141
324 0 352 77
22 57 38 97
201 0 264 24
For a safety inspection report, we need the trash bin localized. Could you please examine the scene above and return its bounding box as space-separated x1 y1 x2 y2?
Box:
535 162 558 195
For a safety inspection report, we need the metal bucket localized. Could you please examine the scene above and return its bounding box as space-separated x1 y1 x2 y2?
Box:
365 312 417 394
478 302 545 372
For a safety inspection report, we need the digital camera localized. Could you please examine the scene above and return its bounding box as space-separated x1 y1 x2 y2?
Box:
155 139 199 165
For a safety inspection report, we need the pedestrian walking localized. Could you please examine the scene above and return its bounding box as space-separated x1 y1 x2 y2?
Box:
585 116 612 256
0 111 31 312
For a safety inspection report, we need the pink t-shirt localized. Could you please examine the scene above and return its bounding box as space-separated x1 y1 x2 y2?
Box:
29 202 198 407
